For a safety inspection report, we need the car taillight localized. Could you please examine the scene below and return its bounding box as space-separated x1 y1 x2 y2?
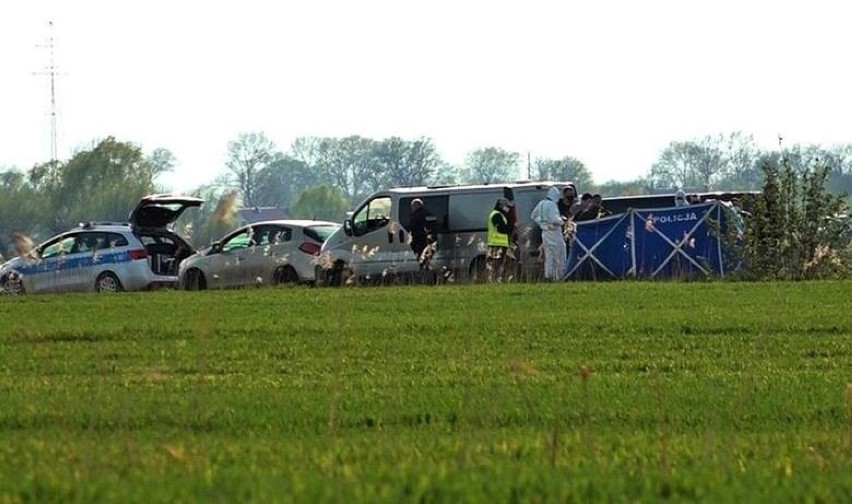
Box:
298 242 321 256
128 249 148 260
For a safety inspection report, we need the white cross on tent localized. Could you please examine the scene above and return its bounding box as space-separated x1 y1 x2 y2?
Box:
631 202 723 278
564 212 631 279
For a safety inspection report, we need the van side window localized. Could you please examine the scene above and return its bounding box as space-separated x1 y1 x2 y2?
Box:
399 196 449 234
352 196 391 236
447 191 504 232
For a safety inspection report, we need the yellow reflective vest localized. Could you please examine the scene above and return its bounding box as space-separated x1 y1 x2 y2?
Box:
487 210 509 247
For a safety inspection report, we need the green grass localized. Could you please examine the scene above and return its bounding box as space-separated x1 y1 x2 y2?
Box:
1 281 850 503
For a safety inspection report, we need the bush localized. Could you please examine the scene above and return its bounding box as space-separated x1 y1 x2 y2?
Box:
738 155 850 279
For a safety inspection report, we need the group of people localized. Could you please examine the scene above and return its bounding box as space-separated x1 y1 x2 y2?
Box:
406 184 610 283
407 196 519 283
674 189 702 207
532 184 613 281
558 185 612 222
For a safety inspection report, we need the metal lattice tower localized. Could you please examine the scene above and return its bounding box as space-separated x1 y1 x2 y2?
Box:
35 21 59 164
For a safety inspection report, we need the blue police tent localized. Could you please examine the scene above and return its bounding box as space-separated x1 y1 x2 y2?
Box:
566 212 632 279
565 202 726 279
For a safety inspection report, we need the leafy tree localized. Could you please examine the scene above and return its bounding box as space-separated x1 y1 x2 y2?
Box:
314 136 377 202
534 156 594 191
36 137 158 233
0 169 43 256
430 162 461 186
289 185 349 222
461 147 520 184
225 132 281 207
595 179 652 197
374 137 441 188
253 156 317 211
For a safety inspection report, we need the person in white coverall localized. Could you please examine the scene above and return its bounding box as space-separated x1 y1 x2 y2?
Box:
532 186 567 280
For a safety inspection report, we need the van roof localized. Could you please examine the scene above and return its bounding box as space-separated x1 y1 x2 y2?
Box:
385 181 568 195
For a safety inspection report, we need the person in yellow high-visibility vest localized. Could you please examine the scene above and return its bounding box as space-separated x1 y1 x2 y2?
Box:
486 198 513 282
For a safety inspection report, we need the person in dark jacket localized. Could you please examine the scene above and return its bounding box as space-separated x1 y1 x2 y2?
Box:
408 198 437 270
592 194 611 218
573 193 598 222
558 185 578 220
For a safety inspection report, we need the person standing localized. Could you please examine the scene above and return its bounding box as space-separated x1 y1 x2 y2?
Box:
531 186 567 281
674 189 690 207
408 199 437 270
558 185 577 220
573 193 597 222
486 198 513 282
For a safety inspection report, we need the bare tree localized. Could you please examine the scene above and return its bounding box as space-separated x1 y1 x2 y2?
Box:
225 132 280 207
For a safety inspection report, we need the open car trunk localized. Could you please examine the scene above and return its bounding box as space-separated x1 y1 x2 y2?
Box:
138 231 194 277
130 195 203 279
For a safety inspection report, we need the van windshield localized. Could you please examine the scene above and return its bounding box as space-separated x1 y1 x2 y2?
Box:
352 196 392 236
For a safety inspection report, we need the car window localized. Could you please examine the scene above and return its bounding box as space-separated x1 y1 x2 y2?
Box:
40 235 76 259
74 232 110 253
222 230 252 252
304 225 339 242
254 225 291 245
106 233 129 248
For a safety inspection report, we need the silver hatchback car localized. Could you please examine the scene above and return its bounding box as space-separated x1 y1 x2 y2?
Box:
178 220 339 289
0 195 202 294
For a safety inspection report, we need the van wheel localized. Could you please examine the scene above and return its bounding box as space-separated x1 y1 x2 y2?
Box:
273 266 299 285
184 268 206 290
95 272 123 293
328 262 352 287
469 256 488 283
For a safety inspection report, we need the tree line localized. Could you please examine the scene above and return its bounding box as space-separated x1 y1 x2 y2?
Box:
1 131 850 255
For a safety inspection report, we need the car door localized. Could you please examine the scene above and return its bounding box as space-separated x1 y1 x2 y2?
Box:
247 224 292 284
29 234 77 293
64 231 104 291
347 196 398 277
213 228 253 287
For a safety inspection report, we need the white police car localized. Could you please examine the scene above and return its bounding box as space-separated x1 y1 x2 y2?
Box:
0 195 202 294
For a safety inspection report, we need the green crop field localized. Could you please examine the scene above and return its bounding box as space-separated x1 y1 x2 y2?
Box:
0 281 850 503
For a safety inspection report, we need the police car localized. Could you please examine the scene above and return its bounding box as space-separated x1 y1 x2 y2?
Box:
0 195 202 294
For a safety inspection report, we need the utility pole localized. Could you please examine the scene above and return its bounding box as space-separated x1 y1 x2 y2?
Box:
35 21 59 164
527 151 531 180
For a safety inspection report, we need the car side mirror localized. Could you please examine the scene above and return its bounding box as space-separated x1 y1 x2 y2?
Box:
343 219 353 237
210 241 222 254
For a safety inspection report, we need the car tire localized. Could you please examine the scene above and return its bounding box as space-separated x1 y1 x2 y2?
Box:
273 266 299 286
1 273 25 295
95 272 123 293
184 268 206 290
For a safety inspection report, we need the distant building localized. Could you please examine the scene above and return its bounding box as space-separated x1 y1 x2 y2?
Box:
237 206 288 226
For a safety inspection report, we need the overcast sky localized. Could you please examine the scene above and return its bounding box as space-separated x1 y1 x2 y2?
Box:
2 0 851 192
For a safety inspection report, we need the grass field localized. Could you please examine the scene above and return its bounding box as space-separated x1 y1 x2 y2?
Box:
0 281 850 503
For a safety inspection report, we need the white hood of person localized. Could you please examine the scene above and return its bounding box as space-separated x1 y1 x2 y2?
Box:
547 186 561 201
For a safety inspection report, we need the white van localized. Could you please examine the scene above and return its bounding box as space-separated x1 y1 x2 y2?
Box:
316 182 569 284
